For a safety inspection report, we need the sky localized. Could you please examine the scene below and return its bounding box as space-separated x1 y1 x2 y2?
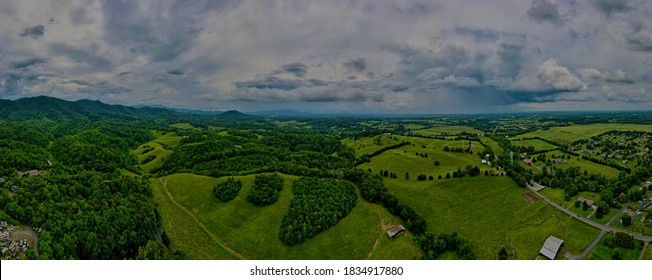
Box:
0 0 651 114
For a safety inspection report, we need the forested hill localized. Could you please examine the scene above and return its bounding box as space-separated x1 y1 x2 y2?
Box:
0 96 184 122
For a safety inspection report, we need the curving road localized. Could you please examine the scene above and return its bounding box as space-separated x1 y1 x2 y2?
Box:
526 184 652 243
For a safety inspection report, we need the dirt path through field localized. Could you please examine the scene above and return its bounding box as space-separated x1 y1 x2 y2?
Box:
365 219 387 259
160 178 247 260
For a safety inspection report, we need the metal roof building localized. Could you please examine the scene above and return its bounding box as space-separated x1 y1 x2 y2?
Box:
386 225 406 240
539 236 564 260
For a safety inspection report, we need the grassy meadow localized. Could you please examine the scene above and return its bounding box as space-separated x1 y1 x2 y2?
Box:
514 123 652 144
414 126 483 137
133 131 182 173
511 139 558 151
586 234 644 260
520 151 621 179
383 176 599 259
151 173 422 260
357 137 494 179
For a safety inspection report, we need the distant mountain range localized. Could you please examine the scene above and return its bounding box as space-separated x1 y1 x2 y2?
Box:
0 96 252 121
248 109 311 116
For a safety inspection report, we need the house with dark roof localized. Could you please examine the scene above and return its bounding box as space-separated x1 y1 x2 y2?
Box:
577 197 594 207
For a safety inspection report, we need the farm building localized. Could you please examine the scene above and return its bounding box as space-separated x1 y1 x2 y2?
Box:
0 177 4 183
577 197 594 207
524 159 533 166
481 160 487 165
539 236 564 260
386 225 406 240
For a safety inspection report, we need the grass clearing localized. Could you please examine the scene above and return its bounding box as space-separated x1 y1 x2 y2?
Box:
132 132 182 173
383 176 599 259
415 126 483 137
643 243 652 260
480 136 503 155
152 173 421 260
586 234 644 260
515 123 652 144
358 138 494 179
511 139 558 151
521 151 621 179
151 178 238 259
169 123 196 130
539 188 566 205
342 135 406 157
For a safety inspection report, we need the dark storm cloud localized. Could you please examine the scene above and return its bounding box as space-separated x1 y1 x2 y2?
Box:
234 76 308 91
497 34 529 78
527 0 564 25
100 0 239 63
273 62 309 78
12 58 45 69
69 80 93 86
452 27 500 43
626 35 652 52
0 73 23 92
343 57 367 73
594 0 631 17
166 69 185 75
49 43 114 72
19 25 44 38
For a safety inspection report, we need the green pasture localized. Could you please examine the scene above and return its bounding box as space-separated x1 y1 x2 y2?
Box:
521 151 621 179
514 124 652 144
587 234 644 260
151 173 421 260
511 139 558 151
383 176 599 259
169 123 196 130
358 138 494 179
342 135 406 157
414 126 483 137
132 132 182 173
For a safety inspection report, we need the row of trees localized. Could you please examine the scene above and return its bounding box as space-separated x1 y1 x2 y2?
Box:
356 174 426 234
279 178 357 246
416 232 474 260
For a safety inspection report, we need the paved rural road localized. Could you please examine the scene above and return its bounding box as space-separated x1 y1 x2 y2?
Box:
526 184 652 243
579 230 605 260
576 203 635 260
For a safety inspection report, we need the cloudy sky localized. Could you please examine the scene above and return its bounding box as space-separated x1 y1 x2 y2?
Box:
1 0 651 113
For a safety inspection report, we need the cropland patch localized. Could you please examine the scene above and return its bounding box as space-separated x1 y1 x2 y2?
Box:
522 192 540 203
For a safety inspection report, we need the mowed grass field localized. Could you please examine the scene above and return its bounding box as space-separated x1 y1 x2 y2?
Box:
384 176 599 259
342 135 406 157
586 234 644 260
169 123 196 130
515 123 652 144
511 139 558 151
643 244 652 260
520 151 621 179
480 136 503 155
152 173 422 260
414 126 483 136
358 137 494 179
133 131 182 173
